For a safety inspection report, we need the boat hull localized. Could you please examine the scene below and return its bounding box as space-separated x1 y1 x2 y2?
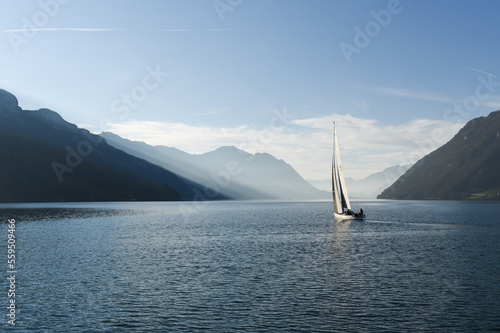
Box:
334 212 366 220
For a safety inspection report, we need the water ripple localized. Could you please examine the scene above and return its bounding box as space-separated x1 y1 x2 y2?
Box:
1 201 499 331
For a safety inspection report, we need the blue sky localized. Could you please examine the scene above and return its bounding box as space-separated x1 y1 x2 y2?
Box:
1 0 499 180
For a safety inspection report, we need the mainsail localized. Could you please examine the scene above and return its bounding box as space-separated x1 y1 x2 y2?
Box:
332 123 351 214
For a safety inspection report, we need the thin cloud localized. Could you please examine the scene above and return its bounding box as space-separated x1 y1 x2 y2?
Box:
479 95 500 109
359 85 457 104
104 121 250 154
290 114 463 179
196 106 230 116
361 84 500 109
0 28 228 33
0 28 130 33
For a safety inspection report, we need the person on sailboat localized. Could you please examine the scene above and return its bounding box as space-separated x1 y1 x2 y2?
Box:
359 208 364 215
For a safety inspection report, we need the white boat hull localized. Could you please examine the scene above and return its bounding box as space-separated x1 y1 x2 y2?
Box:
334 212 366 220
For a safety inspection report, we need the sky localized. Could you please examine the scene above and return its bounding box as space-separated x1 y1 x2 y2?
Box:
1 0 499 181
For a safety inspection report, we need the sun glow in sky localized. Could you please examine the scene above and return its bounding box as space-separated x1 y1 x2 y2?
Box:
1 0 499 180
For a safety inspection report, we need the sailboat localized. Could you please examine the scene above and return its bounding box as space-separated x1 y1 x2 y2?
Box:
332 122 366 220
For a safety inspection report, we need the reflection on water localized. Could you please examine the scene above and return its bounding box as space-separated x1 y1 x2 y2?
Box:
0 200 499 332
1 207 137 222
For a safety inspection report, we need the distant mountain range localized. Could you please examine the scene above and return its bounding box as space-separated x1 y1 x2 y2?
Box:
101 132 328 200
309 164 412 199
378 111 500 200
0 89 327 203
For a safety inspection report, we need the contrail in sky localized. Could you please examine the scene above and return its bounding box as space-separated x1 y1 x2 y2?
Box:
0 28 228 33
464 66 496 77
390 42 497 78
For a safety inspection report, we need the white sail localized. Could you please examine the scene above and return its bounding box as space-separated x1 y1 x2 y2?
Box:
332 123 351 214
332 129 342 213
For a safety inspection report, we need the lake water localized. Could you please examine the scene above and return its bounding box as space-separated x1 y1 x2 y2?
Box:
1 200 499 332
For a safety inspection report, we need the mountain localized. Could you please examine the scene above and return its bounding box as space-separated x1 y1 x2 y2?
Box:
101 132 329 200
0 89 214 203
308 164 412 199
348 164 412 198
378 111 500 200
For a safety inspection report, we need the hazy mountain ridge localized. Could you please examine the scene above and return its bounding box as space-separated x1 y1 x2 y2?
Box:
309 164 412 199
0 89 212 203
378 110 500 200
101 132 329 200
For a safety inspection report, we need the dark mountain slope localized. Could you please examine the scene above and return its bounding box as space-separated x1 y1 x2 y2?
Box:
378 111 500 200
0 89 209 202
